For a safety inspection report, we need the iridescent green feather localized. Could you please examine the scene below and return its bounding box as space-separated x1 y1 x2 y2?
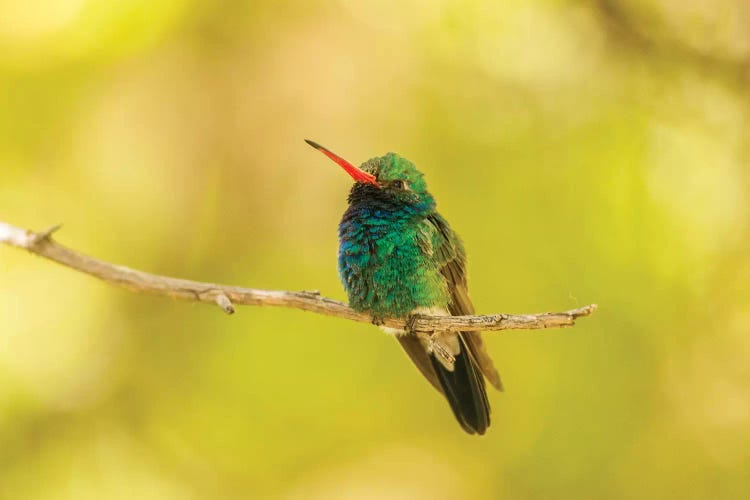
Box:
338 153 448 318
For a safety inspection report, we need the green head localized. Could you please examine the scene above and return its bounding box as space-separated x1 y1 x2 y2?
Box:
305 139 434 209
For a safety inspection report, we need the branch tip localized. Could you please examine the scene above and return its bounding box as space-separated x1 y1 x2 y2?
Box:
572 304 598 319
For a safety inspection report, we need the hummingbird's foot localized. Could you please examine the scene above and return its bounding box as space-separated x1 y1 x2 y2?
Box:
370 315 385 326
431 340 456 370
427 332 457 371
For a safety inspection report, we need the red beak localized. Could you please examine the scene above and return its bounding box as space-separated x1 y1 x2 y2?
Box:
305 140 378 186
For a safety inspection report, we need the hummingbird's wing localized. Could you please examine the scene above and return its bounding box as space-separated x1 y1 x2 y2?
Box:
426 214 504 391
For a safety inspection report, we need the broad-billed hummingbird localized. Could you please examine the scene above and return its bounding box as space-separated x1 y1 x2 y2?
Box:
306 140 503 435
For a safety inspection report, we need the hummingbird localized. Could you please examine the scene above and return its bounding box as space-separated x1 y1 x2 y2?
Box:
306 139 503 435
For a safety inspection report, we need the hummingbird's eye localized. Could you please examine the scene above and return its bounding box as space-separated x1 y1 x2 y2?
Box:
391 180 406 190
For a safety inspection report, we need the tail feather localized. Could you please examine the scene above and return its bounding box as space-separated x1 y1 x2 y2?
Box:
430 334 490 435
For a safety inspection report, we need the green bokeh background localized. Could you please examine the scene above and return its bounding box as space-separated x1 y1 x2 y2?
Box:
2 1 749 498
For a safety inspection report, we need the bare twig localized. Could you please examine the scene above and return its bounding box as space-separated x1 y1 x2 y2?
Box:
0 221 596 333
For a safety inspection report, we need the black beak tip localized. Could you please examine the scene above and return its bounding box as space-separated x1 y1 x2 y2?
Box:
304 139 322 150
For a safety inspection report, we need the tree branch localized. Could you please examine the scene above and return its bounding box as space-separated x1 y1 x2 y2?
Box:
0 221 596 333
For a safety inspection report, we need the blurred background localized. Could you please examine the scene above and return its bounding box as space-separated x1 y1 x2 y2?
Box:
1 0 749 498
